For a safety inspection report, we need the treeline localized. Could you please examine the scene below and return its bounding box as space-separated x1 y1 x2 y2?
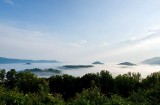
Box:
0 69 160 104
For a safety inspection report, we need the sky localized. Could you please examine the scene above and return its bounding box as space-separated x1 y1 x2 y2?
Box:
1 0 160 63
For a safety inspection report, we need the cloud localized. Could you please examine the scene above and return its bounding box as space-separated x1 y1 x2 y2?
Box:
0 25 68 60
1 24 160 63
80 40 87 44
0 24 92 62
102 42 108 46
3 0 15 5
69 40 88 47
124 26 160 44
113 28 160 61
148 25 160 32
69 43 81 47
83 26 160 62
0 25 45 42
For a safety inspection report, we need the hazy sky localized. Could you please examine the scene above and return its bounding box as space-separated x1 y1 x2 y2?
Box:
1 0 160 63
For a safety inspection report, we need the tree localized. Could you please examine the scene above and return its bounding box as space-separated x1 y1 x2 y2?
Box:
81 73 100 89
0 69 5 83
69 86 108 105
49 74 77 100
99 70 115 97
6 69 16 89
142 71 160 89
15 71 49 93
115 72 141 97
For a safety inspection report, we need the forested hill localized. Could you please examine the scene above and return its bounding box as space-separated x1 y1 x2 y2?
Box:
0 57 59 64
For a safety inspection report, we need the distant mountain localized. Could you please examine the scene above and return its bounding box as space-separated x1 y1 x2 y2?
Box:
62 65 94 69
0 57 59 64
118 62 136 66
142 57 160 65
92 61 104 65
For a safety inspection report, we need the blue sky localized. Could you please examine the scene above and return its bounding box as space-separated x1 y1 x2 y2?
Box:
1 0 160 63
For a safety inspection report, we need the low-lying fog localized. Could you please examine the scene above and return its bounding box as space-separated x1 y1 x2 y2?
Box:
0 63 160 78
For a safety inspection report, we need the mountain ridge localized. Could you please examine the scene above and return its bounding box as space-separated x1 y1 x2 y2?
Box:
142 57 160 65
0 57 59 64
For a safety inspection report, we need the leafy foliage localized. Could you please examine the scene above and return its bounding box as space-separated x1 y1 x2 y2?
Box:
0 69 5 83
69 86 108 105
0 69 160 104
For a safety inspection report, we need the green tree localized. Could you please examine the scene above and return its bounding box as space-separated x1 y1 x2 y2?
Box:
142 71 160 89
49 74 77 100
69 86 108 105
6 69 17 89
81 73 100 89
99 70 115 97
16 71 49 93
108 94 130 105
0 69 5 83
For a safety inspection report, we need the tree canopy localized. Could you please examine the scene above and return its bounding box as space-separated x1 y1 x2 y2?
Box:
0 69 160 104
